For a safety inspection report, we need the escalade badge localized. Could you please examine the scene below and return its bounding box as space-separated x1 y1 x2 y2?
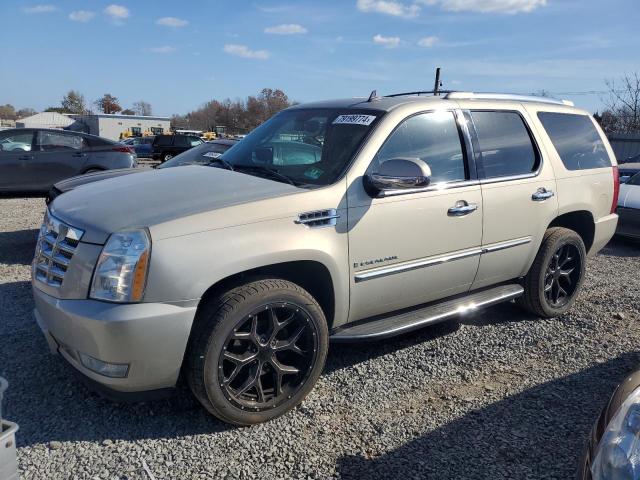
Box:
354 256 398 269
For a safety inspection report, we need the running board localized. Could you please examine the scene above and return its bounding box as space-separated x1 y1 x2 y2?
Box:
330 284 524 342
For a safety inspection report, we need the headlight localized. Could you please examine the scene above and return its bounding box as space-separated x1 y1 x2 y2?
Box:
592 386 640 479
90 229 151 303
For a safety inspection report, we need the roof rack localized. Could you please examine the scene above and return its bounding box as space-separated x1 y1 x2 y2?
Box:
385 90 455 98
444 92 574 106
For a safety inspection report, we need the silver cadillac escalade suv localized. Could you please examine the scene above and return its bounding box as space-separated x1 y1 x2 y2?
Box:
32 91 619 425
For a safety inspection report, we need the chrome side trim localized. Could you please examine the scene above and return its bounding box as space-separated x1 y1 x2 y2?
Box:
481 236 532 253
378 180 480 198
355 247 482 283
354 237 532 283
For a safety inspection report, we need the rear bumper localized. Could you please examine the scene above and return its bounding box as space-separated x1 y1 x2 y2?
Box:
590 213 619 255
616 207 640 239
33 286 197 394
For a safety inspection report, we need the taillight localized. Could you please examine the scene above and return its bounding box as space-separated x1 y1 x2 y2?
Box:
112 146 135 154
611 166 620 214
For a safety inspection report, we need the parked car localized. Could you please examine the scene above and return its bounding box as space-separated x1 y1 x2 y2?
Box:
152 134 203 162
33 92 618 425
578 370 640 479
619 162 640 183
616 171 640 239
46 139 240 202
0 128 136 195
121 136 155 158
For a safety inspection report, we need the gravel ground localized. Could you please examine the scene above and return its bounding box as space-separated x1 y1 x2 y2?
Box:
1 196 639 479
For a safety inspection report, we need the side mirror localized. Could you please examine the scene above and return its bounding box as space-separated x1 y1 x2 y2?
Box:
364 158 431 197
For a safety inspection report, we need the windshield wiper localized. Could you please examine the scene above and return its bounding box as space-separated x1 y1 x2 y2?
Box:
207 157 234 171
234 165 299 186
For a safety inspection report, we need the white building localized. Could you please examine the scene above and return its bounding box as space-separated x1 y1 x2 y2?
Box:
15 112 74 129
68 113 171 140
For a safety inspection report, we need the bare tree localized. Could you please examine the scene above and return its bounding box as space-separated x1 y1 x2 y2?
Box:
602 73 640 134
133 101 153 116
61 90 87 114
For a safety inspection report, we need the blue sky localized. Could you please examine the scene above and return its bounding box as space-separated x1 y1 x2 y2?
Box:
1 0 639 116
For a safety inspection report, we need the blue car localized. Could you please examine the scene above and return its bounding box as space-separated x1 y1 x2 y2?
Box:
121 136 155 158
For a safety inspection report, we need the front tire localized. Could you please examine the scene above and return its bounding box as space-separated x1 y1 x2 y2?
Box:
186 279 329 425
518 227 586 318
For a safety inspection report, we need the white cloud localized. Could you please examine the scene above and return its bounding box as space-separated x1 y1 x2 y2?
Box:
156 17 189 27
419 0 546 14
357 0 420 18
264 24 308 35
223 44 270 60
373 34 401 48
104 4 130 20
69 10 96 22
418 36 438 47
149 46 176 54
23 5 57 14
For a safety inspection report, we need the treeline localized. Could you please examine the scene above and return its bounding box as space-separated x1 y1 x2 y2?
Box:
171 88 292 135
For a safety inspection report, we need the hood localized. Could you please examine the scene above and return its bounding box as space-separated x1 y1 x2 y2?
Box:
618 183 640 209
50 166 300 244
54 168 141 193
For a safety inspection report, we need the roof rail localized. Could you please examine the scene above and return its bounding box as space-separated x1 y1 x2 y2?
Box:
385 90 455 98
444 92 573 106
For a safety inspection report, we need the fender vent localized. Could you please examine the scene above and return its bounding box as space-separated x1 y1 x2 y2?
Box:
295 209 339 228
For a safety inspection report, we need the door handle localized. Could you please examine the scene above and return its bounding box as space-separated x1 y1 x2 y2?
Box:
532 187 554 201
18 155 33 161
448 200 478 216
72 152 86 158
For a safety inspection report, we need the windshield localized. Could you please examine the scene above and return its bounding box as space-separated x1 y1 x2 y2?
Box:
159 142 236 168
218 108 382 187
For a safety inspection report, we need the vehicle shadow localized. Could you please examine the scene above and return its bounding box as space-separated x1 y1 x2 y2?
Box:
335 352 640 479
0 229 38 265
600 236 640 257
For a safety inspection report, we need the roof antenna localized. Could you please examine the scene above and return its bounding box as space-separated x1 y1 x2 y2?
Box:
433 67 442 96
367 89 378 102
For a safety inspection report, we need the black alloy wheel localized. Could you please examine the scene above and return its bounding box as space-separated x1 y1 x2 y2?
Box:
543 243 581 308
218 302 320 412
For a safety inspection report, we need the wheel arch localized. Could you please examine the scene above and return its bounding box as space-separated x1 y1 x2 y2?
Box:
195 260 337 330
548 210 595 253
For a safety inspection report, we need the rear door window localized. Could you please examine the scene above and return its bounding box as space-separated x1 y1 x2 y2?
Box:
156 136 173 146
36 131 84 151
537 112 611 170
175 136 191 148
470 111 539 179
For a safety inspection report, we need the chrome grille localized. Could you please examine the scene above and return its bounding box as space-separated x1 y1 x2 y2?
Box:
33 211 84 287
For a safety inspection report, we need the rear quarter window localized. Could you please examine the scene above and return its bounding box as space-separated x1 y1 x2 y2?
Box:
537 112 611 170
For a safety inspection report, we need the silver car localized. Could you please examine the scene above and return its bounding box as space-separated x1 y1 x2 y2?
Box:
617 172 640 239
0 128 137 195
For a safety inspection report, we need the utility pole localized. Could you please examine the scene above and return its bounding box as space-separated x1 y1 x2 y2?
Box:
433 67 442 96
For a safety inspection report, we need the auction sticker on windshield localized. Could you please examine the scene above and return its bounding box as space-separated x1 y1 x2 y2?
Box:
332 114 377 126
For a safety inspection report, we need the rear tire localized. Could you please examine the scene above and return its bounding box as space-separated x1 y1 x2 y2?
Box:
186 279 329 425
517 227 586 318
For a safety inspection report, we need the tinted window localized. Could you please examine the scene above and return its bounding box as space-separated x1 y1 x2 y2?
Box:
0 131 34 152
471 111 538 178
189 137 203 147
37 131 84 151
371 111 466 183
537 112 611 170
86 136 113 148
155 136 173 146
174 136 192 148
